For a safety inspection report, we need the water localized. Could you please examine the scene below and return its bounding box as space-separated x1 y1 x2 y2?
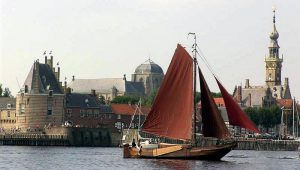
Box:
0 146 299 170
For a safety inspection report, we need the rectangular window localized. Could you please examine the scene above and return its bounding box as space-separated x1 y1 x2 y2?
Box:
20 103 25 114
47 98 53 115
47 107 53 115
80 109 85 117
94 109 99 117
67 109 72 117
7 111 10 118
87 109 92 116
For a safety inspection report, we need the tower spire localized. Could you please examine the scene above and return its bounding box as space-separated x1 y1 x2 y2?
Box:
273 7 276 24
265 7 283 87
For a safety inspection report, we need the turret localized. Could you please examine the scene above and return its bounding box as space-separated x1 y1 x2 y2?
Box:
265 8 283 86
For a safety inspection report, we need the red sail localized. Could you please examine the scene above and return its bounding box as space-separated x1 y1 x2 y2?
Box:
142 44 194 140
199 67 231 139
215 78 260 133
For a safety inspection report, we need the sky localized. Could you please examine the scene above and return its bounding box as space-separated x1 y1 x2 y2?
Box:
1 0 300 99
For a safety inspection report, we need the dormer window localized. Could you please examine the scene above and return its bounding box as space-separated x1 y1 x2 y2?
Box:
49 90 53 97
7 104 11 109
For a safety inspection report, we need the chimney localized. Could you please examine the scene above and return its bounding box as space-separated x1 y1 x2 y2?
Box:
64 80 67 94
237 85 242 104
91 89 96 96
123 74 127 81
66 87 71 94
245 79 250 88
72 75 75 81
45 56 47 64
50 55 53 68
25 85 28 93
55 67 60 81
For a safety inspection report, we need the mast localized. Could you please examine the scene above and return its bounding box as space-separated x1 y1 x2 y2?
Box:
293 97 295 138
188 32 198 145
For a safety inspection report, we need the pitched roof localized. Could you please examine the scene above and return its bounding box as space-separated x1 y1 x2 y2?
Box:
68 79 145 96
214 97 225 107
110 103 150 115
66 93 102 109
277 99 293 108
197 98 226 108
23 63 63 94
125 82 145 96
0 97 16 109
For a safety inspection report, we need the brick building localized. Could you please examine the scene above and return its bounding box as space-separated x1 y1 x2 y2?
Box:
15 53 65 131
65 90 149 133
0 97 16 131
233 10 291 107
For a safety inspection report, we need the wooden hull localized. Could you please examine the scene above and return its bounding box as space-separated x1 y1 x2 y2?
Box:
124 141 237 160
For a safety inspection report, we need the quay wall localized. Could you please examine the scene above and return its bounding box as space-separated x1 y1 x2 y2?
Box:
235 139 300 151
0 127 121 147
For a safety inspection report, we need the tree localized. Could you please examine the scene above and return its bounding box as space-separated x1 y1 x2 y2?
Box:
111 95 140 104
3 88 11 97
211 92 222 98
244 107 260 126
244 105 282 133
0 84 2 97
143 90 158 106
99 95 106 105
194 92 222 103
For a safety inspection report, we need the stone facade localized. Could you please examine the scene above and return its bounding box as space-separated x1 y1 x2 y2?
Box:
131 59 164 95
68 78 145 101
68 58 164 100
15 52 65 131
0 97 16 130
15 93 64 130
233 10 291 107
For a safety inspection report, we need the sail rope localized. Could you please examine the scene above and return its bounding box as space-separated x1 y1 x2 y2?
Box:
125 99 145 140
121 101 138 137
195 45 222 82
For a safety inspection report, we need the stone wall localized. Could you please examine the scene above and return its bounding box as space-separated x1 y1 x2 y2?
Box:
15 93 65 131
0 109 17 130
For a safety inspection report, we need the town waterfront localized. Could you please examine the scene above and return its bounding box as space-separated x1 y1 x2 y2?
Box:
0 146 299 170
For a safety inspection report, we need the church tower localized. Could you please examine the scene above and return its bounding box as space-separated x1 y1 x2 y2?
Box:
265 9 283 86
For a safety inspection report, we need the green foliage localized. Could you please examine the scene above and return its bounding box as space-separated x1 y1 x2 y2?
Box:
3 88 11 97
143 90 157 106
194 92 201 103
99 95 106 105
244 107 260 125
194 92 222 103
111 95 140 104
211 92 222 98
244 105 282 132
0 84 2 97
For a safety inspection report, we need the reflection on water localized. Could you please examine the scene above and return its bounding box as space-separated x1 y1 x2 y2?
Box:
0 146 299 170
150 159 195 170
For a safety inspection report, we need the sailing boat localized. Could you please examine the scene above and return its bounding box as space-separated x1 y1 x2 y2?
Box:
123 42 259 160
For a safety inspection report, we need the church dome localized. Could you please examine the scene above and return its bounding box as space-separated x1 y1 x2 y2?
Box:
134 59 164 74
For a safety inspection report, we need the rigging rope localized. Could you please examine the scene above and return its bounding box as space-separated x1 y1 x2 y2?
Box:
195 46 221 81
